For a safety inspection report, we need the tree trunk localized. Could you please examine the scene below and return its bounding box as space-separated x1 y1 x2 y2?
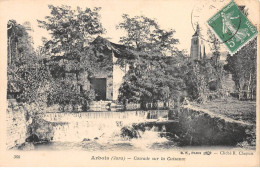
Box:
8 37 12 64
16 42 18 63
247 73 252 100
76 71 80 93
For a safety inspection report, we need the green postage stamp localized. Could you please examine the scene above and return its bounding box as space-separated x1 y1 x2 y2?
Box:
207 0 258 55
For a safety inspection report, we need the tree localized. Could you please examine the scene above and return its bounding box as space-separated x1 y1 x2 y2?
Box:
38 5 105 106
118 54 186 108
117 15 186 108
47 78 95 110
183 59 219 102
38 5 105 79
7 20 46 104
207 28 221 65
16 61 53 104
205 28 226 95
116 14 179 55
38 5 105 59
224 7 256 100
224 37 257 99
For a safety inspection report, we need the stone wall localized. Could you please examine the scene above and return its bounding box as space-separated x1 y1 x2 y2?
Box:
112 53 127 101
177 106 255 146
6 100 27 149
80 51 127 101
6 100 55 149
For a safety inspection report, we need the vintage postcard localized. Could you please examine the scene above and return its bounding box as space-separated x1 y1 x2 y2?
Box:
0 0 259 167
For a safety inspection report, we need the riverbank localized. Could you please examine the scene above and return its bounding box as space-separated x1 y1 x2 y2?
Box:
7 97 256 150
186 97 256 148
190 97 256 124
6 100 54 149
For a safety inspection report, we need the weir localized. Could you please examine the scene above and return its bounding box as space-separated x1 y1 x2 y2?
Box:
42 110 173 143
43 110 169 122
7 103 254 150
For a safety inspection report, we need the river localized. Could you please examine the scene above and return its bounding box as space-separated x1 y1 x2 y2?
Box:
34 110 180 151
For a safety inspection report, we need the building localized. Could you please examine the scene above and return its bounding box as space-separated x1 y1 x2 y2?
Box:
22 21 34 52
190 24 207 60
80 36 136 101
7 21 34 99
189 24 237 97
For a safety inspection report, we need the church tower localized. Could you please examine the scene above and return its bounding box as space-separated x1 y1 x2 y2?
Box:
190 24 206 60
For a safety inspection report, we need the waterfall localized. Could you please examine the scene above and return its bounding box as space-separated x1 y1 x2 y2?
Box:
38 110 177 151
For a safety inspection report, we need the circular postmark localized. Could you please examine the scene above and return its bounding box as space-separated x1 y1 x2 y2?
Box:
191 0 242 44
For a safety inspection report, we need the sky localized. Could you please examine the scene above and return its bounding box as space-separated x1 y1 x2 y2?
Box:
2 0 259 57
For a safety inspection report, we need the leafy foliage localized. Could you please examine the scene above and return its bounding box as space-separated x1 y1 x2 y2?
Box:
16 63 52 104
116 14 179 55
37 5 106 105
183 59 220 101
207 29 221 65
7 20 49 104
224 37 257 96
38 5 104 62
47 78 95 107
38 5 106 78
118 40 184 105
117 15 189 107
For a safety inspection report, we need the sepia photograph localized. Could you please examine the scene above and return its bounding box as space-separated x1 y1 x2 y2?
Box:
0 0 259 167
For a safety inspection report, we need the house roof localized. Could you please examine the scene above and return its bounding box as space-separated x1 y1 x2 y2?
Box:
43 36 143 63
91 36 137 60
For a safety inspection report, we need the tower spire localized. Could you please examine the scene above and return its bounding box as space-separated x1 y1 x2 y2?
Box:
190 24 203 60
193 24 200 36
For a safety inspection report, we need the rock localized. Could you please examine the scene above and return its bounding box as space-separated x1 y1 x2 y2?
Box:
94 137 99 140
26 134 40 143
35 119 54 142
121 126 140 139
27 118 54 143
18 142 35 150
